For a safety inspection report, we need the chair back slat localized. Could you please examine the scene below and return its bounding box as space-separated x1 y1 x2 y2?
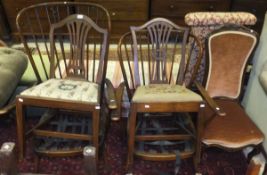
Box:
16 2 111 84
118 18 203 99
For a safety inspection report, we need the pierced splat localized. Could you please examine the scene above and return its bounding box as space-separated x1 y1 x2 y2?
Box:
130 18 191 86
49 14 108 82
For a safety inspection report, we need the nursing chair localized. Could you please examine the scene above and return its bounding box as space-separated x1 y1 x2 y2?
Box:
195 25 265 168
15 2 115 164
118 18 204 172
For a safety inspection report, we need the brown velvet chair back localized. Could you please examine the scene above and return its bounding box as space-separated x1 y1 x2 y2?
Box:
205 26 258 99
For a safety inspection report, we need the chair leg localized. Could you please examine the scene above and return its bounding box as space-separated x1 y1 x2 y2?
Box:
127 103 137 172
0 142 17 175
111 83 124 121
16 98 25 161
194 103 205 171
83 146 97 175
92 107 100 163
34 154 40 173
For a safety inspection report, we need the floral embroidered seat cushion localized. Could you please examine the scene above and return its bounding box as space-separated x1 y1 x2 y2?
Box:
20 78 99 104
132 84 202 103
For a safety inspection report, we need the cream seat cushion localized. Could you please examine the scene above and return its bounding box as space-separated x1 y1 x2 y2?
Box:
132 84 202 103
21 78 99 104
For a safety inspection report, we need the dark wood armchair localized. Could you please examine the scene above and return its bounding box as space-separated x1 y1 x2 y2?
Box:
118 18 204 173
195 25 266 170
15 2 116 170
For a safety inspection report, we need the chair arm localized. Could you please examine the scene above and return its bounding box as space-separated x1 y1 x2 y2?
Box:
0 101 15 116
105 78 118 110
0 40 7 47
194 81 226 116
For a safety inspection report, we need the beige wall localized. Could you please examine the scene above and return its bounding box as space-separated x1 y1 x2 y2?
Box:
242 12 267 150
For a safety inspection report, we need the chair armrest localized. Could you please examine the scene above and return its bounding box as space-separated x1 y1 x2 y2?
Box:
0 101 15 116
194 81 226 116
0 40 7 47
105 79 118 110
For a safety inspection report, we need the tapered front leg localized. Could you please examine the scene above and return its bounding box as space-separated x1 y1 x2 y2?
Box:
127 103 137 172
194 103 205 171
16 97 25 161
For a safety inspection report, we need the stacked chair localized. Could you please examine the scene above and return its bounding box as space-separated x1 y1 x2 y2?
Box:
15 2 116 170
118 18 204 173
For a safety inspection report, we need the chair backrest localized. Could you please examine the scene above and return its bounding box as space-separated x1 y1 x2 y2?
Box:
184 12 257 83
204 25 258 99
16 2 111 84
118 18 203 99
49 14 108 83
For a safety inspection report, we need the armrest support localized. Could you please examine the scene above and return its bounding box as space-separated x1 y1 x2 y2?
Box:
105 78 117 110
194 81 226 116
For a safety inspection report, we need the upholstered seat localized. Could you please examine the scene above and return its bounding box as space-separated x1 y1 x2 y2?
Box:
20 78 99 104
132 84 202 103
202 99 264 148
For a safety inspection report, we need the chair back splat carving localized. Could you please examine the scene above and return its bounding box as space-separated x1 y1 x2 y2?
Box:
49 14 108 83
16 2 111 84
118 18 203 99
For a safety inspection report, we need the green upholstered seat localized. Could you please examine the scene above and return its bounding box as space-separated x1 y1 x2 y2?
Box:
132 84 202 103
0 47 28 107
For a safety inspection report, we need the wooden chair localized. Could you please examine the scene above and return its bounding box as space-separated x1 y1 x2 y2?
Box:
195 25 265 169
15 2 116 165
118 18 204 172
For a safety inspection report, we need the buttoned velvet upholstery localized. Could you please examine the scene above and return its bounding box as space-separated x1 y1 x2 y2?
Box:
0 48 28 107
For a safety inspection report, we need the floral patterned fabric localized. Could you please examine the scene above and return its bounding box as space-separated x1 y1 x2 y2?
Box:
132 84 202 103
185 12 257 26
184 12 257 83
21 78 99 104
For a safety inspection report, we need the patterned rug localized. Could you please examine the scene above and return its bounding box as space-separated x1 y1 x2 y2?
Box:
0 117 248 175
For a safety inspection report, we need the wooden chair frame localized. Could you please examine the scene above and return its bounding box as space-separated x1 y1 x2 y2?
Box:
195 25 266 170
15 2 116 162
118 18 204 171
